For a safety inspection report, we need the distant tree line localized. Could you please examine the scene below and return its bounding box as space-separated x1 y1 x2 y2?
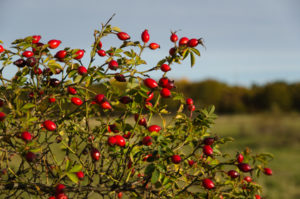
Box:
90 79 300 114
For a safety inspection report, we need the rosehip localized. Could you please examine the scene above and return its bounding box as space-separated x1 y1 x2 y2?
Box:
255 195 261 199
144 102 153 110
237 153 244 163
264 167 272 176
202 178 215 189
97 49 106 57
188 160 195 166
188 38 198 47
74 49 84 59
67 86 77 95
55 50 67 59
203 145 213 156
108 136 117 146
14 59 26 68
78 66 87 75
114 135 126 147
76 171 84 180
149 43 160 50
48 40 61 49
56 193 68 199
170 33 178 42
171 155 181 164
25 152 36 162
32 35 41 44
123 131 131 139
159 77 169 88
141 29 150 43
114 73 126 82
71 97 83 106
91 148 100 161
95 94 105 104
97 41 102 49
48 196 56 199
108 124 119 133
0 45 4 53
169 47 176 56
145 91 154 102
43 120 57 131
26 57 37 67
34 68 42 75
228 170 239 178
148 125 161 132
244 176 252 183
160 88 171 98
179 37 189 46
238 163 252 172
22 51 34 58
117 32 130 40
118 192 123 199
49 78 60 87
160 64 171 72
144 78 158 89
204 137 214 145
0 112 6 121
142 136 152 146
135 114 147 126
100 101 112 109
21 131 32 142
186 98 193 105
188 105 195 111
108 60 118 70
49 97 56 103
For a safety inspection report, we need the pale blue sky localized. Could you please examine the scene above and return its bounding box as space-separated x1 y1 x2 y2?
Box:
1 0 299 86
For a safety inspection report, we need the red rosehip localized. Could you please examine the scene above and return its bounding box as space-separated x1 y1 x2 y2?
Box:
22 51 34 58
160 88 171 98
188 160 195 166
228 170 239 178
144 78 158 89
76 171 84 180
186 98 193 105
255 195 261 199
237 153 244 163
14 59 26 68
203 145 213 156
118 192 123 199
78 66 88 75
171 155 181 164
97 49 106 57
48 40 61 49
34 68 42 75
135 114 147 127
144 101 153 110
0 45 4 53
55 183 65 194
67 86 77 95
21 131 32 142
108 136 117 146
43 120 57 131
145 91 154 102
32 35 41 44
142 136 152 146
143 154 153 161
264 167 273 176
141 29 150 43
108 60 118 70
100 101 112 109
71 97 83 106
97 41 102 49
26 57 37 67
170 33 178 42
244 176 252 183
114 135 126 147
0 112 6 121
48 196 56 199
91 148 100 161
202 178 215 189
148 125 161 132
188 105 195 111
169 47 176 56
25 152 36 162
160 64 171 72
95 94 105 104
159 77 169 88
117 32 130 40
49 97 56 104
119 96 133 104
56 193 68 199
204 137 214 145
149 43 160 50
188 38 199 47
238 163 252 172
55 50 67 59
74 49 84 59
179 37 189 46
49 78 60 87
123 131 131 139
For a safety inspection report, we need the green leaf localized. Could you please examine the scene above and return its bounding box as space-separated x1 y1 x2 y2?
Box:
151 169 160 184
48 60 63 74
112 26 121 32
190 48 201 56
190 52 195 67
182 49 189 60
67 172 79 183
145 163 155 175
69 164 82 173
21 103 35 110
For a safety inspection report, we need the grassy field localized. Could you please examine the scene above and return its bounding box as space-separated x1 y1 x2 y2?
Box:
211 113 300 199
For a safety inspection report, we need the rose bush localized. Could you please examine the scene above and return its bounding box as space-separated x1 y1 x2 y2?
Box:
0 16 273 199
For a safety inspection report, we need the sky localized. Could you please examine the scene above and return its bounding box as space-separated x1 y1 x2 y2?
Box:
0 0 299 86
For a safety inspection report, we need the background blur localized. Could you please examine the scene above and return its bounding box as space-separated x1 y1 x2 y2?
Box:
1 0 300 198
